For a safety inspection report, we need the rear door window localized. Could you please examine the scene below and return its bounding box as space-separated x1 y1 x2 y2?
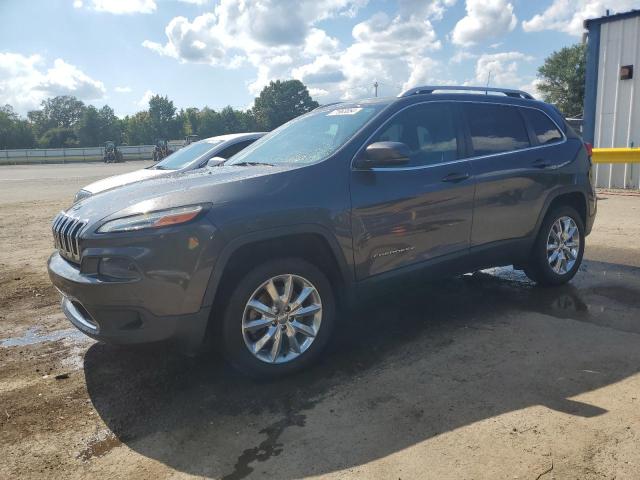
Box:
521 108 563 145
464 104 530 156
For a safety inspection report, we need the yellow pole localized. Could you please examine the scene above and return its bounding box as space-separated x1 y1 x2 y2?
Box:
592 148 640 164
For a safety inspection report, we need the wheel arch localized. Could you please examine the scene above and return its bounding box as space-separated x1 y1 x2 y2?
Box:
201 225 354 317
534 188 588 237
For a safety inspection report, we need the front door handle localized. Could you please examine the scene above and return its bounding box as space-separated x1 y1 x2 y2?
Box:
533 159 552 169
441 172 470 183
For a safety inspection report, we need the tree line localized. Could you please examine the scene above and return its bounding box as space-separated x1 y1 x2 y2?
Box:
0 79 318 150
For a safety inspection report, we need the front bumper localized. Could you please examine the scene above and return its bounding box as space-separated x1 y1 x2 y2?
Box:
48 252 211 352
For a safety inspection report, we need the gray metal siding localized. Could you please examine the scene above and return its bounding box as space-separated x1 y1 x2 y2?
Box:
593 14 640 189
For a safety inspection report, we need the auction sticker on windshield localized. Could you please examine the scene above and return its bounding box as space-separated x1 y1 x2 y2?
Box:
327 107 363 116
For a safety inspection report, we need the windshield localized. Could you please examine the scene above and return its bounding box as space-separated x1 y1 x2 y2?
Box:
153 140 222 170
227 105 384 166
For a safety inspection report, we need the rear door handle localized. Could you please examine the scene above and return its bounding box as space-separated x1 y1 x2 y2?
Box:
441 172 470 183
533 159 552 169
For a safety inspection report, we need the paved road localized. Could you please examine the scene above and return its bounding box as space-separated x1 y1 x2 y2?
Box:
0 161 153 203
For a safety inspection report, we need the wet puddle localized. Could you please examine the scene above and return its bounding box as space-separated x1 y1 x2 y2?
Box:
0 326 88 348
78 432 122 461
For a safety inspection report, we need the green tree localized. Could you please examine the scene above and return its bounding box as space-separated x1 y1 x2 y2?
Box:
38 127 78 148
219 106 247 133
537 43 586 117
73 104 123 146
41 96 86 128
148 94 178 140
179 107 200 136
197 107 224 137
252 79 318 130
27 96 86 145
97 105 122 143
27 110 49 139
76 106 101 147
123 111 154 145
0 105 35 149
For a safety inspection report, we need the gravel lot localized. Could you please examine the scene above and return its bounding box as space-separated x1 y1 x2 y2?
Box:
1 162 640 479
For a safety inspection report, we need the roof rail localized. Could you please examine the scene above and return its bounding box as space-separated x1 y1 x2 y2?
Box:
398 85 534 100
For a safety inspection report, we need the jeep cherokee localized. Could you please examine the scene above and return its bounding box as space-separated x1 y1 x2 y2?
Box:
48 86 597 377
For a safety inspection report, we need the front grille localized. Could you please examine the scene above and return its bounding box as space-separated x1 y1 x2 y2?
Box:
52 212 87 263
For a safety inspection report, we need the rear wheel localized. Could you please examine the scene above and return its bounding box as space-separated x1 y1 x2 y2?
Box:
219 258 336 377
524 206 585 286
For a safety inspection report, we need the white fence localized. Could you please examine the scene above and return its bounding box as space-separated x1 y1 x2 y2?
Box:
0 143 185 166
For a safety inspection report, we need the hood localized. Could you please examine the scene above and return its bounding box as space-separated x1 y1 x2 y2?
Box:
83 168 166 194
68 164 291 226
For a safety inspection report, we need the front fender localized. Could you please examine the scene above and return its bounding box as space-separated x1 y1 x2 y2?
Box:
200 223 354 310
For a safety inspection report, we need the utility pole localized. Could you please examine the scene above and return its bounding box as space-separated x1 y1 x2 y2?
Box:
374 81 379 97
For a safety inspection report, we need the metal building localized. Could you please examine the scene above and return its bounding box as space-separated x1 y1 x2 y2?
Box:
584 9 640 189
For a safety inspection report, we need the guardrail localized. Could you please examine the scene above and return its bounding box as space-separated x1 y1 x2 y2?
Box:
0 144 185 166
592 148 640 164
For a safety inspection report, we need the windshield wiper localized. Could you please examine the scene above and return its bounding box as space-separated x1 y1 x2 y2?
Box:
230 161 274 167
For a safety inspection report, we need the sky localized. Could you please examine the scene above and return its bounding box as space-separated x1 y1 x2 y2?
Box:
1 0 639 117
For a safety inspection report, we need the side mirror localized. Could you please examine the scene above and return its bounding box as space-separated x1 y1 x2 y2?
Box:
354 141 410 169
206 156 226 167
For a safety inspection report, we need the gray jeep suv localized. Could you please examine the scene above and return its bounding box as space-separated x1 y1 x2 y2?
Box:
48 86 596 377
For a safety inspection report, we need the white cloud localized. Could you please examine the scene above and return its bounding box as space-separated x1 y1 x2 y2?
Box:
304 28 340 56
136 89 155 108
143 0 457 101
450 50 477 64
142 13 226 63
292 55 346 85
451 0 517 46
75 0 157 14
114 86 132 93
403 57 447 90
143 0 367 61
333 11 444 98
523 0 640 36
519 78 542 99
471 51 534 87
178 0 209 4
398 0 457 21
0 53 105 114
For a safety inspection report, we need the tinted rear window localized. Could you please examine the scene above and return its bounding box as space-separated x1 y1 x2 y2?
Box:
522 108 563 145
464 104 530 156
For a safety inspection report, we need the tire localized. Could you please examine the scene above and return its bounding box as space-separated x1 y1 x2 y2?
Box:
219 258 336 378
524 206 585 286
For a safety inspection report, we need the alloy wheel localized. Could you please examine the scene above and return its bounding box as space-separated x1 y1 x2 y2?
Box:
546 216 580 275
241 274 322 364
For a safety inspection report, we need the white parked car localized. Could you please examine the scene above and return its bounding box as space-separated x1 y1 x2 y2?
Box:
74 132 265 203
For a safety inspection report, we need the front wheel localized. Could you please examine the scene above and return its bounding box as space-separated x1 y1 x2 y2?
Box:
524 206 585 286
219 258 336 377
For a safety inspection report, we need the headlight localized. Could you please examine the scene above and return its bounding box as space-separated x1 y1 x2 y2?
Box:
74 189 92 203
97 205 205 233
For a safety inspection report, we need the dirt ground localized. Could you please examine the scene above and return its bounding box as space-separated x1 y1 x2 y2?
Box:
1 162 640 480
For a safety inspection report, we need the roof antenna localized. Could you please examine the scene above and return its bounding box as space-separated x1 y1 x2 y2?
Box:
485 71 492 94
